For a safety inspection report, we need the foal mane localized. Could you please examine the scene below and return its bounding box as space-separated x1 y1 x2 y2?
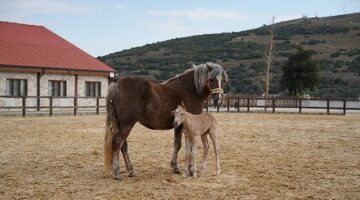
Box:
162 62 228 95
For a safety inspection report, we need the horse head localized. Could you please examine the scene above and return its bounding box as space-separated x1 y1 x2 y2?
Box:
193 62 228 106
206 62 228 106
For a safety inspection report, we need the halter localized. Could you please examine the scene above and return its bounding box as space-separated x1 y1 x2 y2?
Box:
210 74 224 95
211 88 224 95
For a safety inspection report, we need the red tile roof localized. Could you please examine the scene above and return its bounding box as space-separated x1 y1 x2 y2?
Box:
0 21 114 72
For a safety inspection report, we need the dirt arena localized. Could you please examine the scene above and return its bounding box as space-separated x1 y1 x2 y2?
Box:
0 113 359 199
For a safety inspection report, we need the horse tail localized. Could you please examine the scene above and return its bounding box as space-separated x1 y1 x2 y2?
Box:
104 83 118 175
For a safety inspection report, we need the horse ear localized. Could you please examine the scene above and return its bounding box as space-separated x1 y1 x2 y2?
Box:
206 63 213 71
181 101 186 110
171 110 175 116
222 70 229 82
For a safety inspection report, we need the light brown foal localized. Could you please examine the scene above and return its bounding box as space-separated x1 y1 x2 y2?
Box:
171 104 220 177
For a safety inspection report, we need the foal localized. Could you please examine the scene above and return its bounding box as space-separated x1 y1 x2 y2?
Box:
171 104 220 177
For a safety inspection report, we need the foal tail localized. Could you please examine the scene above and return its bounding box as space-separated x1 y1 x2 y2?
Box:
104 83 118 175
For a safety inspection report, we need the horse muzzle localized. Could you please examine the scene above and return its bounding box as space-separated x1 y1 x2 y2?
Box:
211 89 223 107
173 121 181 129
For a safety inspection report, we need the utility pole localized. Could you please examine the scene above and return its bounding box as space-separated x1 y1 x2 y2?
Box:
265 16 275 97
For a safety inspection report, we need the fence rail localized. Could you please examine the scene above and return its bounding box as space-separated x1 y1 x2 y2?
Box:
205 97 360 115
0 95 105 116
1 96 360 117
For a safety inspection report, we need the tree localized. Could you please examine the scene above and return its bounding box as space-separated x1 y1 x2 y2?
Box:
280 47 320 96
265 16 275 97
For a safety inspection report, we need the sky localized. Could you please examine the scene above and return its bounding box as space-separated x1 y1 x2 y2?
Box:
1 0 359 57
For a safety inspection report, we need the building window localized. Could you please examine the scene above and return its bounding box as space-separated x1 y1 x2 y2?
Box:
48 80 66 96
85 82 101 97
6 79 27 96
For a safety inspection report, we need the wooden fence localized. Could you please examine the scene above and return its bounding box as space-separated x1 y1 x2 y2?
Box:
205 97 360 115
0 95 105 116
1 96 359 117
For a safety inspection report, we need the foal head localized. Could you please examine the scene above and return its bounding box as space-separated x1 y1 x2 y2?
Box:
171 104 186 129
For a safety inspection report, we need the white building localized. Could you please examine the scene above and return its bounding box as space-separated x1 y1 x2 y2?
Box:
0 21 115 115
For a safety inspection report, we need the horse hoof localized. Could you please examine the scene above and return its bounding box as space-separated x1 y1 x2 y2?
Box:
172 168 181 174
114 175 122 181
128 171 135 177
188 171 193 177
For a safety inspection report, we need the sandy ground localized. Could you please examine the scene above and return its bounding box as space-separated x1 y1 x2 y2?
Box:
0 113 359 199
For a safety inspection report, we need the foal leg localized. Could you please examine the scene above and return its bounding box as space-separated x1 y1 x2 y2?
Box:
199 134 209 176
170 125 183 174
191 137 197 178
209 129 221 176
184 136 191 177
121 140 134 177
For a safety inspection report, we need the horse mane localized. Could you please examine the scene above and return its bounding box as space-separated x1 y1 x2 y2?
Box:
162 62 228 95
161 68 194 84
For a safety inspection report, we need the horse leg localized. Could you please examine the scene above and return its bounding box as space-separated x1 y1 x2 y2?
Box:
184 136 191 177
170 125 183 174
112 141 122 180
209 128 220 176
112 123 135 180
199 134 209 176
191 137 197 178
121 140 134 177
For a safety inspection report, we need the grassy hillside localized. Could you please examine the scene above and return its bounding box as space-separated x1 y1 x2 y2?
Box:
99 13 360 99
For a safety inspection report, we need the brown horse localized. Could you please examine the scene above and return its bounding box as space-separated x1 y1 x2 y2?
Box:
104 62 228 180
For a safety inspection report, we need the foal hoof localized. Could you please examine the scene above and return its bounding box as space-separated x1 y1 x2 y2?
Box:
114 175 122 181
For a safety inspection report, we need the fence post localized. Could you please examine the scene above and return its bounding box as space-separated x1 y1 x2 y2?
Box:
37 96 40 111
272 98 275 113
247 98 250 112
96 97 100 115
74 96 77 115
49 97 53 116
327 99 330 115
237 98 240 112
299 99 302 114
227 98 230 112
343 99 346 115
22 97 26 117
264 97 267 112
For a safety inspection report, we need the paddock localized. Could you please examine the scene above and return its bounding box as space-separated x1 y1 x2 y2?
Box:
0 113 359 199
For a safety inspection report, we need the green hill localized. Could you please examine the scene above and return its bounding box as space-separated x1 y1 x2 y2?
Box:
98 13 360 99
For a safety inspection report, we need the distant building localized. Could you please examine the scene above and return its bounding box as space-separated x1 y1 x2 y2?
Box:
0 21 114 112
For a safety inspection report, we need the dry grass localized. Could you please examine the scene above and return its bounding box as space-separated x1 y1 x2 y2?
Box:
0 113 359 199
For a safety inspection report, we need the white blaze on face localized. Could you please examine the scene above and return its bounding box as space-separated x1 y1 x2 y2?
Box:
173 107 184 127
216 75 223 97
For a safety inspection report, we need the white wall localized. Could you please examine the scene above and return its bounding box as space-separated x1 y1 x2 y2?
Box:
0 71 109 113
0 72 37 96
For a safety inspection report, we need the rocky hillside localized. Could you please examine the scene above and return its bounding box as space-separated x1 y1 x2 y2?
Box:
98 13 360 99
